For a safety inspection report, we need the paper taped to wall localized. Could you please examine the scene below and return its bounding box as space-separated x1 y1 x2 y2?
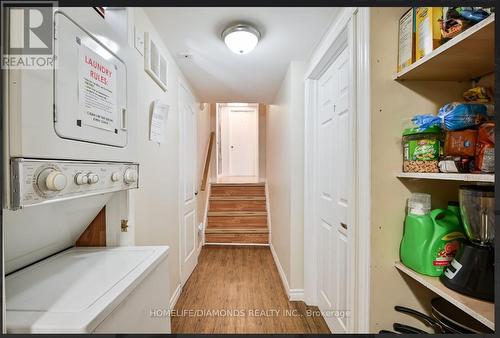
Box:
78 43 118 132
150 100 169 143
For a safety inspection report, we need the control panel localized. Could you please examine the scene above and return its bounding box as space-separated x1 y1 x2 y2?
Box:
10 158 139 209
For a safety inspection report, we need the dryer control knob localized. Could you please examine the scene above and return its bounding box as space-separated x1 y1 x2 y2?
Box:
124 169 138 184
39 169 67 191
111 172 122 182
75 173 88 185
90 174 100 184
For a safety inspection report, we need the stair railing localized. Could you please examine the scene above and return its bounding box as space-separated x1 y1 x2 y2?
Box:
200 131 215 192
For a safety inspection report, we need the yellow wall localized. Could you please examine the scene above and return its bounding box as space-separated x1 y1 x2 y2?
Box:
369 7 470 332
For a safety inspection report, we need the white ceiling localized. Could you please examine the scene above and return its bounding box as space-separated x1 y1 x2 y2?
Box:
144 7 338 103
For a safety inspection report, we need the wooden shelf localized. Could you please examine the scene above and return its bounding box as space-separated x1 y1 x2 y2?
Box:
394 262 494 330
395 14 495 81
397 172 494 183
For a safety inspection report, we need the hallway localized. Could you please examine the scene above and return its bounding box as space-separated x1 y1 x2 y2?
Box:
172 246 330 333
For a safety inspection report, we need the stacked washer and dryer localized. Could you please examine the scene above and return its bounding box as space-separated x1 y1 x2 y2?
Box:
2 7 170 333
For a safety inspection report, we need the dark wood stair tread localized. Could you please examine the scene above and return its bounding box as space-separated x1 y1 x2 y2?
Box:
211 182 265 187
205 233 268 244
209 196 266 200
208 211 267 217
205 228 269 234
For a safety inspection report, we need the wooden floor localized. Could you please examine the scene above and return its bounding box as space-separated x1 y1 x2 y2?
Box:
172 246 330 334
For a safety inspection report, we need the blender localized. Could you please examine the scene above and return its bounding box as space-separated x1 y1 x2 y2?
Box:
441 185 494 302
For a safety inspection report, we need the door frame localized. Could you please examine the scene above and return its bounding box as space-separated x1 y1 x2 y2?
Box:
303 7 371 333
178 78 199 286
216 103 259 179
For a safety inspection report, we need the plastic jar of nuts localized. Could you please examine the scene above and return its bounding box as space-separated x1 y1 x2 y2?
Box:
402 126 443 173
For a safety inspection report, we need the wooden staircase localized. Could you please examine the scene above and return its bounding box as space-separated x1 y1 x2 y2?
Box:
205 183 269 244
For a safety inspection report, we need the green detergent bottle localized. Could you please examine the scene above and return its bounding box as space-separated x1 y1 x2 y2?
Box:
400 193 465 276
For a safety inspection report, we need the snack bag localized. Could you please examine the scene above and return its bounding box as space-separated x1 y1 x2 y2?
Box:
444 129 478 157
475 122 495 173
463 86 491 103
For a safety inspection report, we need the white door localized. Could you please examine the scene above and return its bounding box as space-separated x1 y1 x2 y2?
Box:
315 47 353 333
179 82 198 284
220 106 258 177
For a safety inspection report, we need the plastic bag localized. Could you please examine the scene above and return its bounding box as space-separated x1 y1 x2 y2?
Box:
475 122 495 173
412 102 489 131
456 7 490 23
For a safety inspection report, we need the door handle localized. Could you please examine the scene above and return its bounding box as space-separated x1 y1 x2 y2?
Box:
195 191 198 196
230 145 234 149
341 222 348 230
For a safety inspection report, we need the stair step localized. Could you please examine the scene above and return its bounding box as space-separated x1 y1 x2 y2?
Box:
208 211 267 217
206 182 269 245
209 196 266 201
211 186 265 197
205 233 269 244
208 216 267 228
209 200 266 212
205 228 269 234
211 182 265 187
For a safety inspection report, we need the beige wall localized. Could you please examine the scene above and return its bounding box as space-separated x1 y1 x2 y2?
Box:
267 61 306 291
209 103 217 182
369 7 470 332
258 104 267 178
131 8 200 302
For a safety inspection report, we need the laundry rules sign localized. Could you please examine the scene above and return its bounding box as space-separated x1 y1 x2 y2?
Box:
78 43 118 131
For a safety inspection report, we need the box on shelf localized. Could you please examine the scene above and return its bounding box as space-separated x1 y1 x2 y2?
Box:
415 7 443 60
398 8 415 72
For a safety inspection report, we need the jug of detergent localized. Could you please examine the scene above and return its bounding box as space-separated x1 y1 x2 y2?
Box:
400 193 465 276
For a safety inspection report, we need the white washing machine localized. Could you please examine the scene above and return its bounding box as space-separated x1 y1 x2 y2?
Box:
6 246 170 333
2 7 171 333
3 159 171 334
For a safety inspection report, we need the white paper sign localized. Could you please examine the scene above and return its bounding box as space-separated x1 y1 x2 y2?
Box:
150 100 169 143
78 43 118 131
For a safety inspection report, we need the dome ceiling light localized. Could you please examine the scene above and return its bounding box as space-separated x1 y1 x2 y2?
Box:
222 24 261 55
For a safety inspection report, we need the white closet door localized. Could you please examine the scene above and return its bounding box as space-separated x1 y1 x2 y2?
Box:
315 46 352 333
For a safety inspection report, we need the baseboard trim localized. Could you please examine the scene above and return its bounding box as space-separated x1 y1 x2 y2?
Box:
289 289 305 301
169 283 182 310
270 243 303 301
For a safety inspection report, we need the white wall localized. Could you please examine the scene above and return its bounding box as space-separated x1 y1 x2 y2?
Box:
267 61 306 294
129 8 201 303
